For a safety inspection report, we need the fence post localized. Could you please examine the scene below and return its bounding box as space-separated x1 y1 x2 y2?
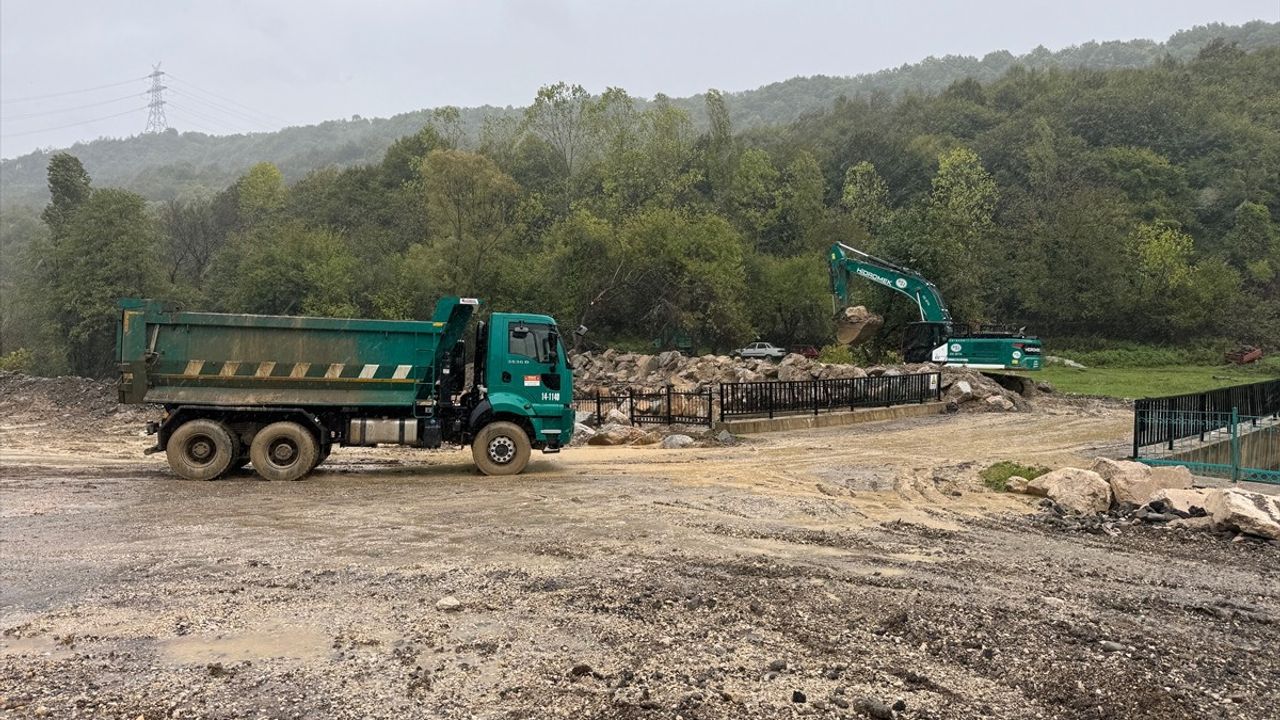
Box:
813 380 819 416
707 388 713 426
768 383 775 419
595 390 602 426
666 385 673 426
718 384 724 423
1132 404 1140 459
1230 406 1240 484
628 388 635 426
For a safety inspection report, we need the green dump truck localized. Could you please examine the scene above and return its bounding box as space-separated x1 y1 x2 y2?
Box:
116 297 574 480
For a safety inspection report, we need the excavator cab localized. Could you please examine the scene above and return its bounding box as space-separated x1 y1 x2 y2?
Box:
903 322 951 364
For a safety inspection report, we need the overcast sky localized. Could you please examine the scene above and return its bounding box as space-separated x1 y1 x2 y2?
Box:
1 0 1276 158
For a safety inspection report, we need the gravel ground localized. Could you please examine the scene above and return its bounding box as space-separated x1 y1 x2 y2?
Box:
1 389 1277 719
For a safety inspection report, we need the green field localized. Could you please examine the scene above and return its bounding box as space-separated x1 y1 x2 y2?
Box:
1017 364 1277 400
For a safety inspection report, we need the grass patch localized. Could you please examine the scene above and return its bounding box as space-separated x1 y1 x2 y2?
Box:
980 461 1049 492
1019 363 1278 400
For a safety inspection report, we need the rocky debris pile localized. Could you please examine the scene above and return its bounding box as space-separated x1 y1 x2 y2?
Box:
0 371 154 426
570 415 736 449
571 349 1034 413
1009 456 1280 542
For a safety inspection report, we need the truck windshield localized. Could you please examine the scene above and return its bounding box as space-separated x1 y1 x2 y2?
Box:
508 322 558 364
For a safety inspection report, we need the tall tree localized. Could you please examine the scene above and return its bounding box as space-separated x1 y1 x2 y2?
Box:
50 189 159 376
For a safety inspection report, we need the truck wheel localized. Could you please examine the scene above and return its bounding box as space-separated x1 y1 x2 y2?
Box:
166 419 236 481
250 422 319 482
472 421 531 476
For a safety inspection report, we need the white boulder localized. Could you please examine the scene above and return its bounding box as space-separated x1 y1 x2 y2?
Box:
1028 468 1112 515
1205 489 1280 540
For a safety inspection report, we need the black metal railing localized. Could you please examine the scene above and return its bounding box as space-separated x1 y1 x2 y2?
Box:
573 388 714 427
1133 379 1280 454
719 372 942 420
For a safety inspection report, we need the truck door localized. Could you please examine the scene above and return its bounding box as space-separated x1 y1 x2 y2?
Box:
489 317 566 418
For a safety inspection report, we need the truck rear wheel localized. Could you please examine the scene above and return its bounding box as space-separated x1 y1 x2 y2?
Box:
472 421 531 476
250 422 319 482
166 419 236 481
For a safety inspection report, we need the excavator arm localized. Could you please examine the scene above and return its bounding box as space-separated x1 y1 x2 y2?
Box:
828 243 952 323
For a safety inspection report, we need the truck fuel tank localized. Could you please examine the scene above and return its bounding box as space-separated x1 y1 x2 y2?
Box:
347 418 422 447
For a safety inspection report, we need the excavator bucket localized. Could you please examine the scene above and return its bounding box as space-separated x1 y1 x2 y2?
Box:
834 305 884 347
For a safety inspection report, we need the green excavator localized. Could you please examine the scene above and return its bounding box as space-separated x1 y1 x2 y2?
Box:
828 242 1042 370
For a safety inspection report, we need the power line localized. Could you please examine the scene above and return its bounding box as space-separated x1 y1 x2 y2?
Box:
165 73 288 125
1 77 148 105
167 89 271 130
166 101 254 134
1 92 148 121
0 105 149 139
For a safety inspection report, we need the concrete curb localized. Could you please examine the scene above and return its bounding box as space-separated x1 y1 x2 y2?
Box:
722 402 947 434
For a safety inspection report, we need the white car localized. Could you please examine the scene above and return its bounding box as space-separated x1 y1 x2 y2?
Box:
732 342 787 360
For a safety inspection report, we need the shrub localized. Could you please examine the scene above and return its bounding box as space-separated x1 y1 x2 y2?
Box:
980 461 1048 491
817 343 854 365
0 348 35 373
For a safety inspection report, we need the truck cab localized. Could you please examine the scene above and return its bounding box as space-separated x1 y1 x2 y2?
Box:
469 313 575 469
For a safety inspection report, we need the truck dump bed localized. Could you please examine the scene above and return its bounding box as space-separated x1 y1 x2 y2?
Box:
117 298 476 407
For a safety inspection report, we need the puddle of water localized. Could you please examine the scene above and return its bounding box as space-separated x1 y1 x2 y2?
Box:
159 622 329 664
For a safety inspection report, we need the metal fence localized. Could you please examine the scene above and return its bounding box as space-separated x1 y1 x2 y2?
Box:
719 372 941 420
573 388 714 427
573 372 943 428
1132 379 1280 449
1133 379 1280 485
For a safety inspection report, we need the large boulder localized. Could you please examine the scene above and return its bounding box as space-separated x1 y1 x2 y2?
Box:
946 380 974 403
1028 468 1112 515
604 408 631 426
984 395 1016 412
571 422 596 446
1090 457 1193 507
1204 489 1280 540
1148 487 1212 515
661 434 695 449
1149 465 1195 488
588 423 645 446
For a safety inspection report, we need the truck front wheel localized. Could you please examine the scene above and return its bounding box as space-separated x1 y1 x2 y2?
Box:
250 422 319 481
166 419 236 481
472 421 531 476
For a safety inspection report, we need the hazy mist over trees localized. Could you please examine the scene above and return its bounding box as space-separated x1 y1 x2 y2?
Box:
1 24 1278 375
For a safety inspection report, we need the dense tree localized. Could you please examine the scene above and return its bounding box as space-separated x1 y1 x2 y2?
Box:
50 189 160 376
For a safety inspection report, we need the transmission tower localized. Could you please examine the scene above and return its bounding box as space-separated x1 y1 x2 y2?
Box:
144 63 167 133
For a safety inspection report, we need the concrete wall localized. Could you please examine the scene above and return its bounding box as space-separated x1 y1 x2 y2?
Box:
722 402 945 434
1169 425 1279 471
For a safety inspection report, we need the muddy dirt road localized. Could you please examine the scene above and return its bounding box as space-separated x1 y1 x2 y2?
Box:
2 400 1277 719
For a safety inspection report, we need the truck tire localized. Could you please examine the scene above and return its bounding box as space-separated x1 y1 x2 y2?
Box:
166 419 236 481
250 421 319 482
472 421 531 476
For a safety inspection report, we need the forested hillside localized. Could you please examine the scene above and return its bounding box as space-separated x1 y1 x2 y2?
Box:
1 21 1275 207
2 38 1278 377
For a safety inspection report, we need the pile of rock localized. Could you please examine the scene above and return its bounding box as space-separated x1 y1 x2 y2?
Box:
1009 457 1280 542
570 416 734 449
570 349 1033 413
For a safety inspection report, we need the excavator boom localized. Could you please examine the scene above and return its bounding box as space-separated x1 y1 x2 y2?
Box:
826 242 1041 371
